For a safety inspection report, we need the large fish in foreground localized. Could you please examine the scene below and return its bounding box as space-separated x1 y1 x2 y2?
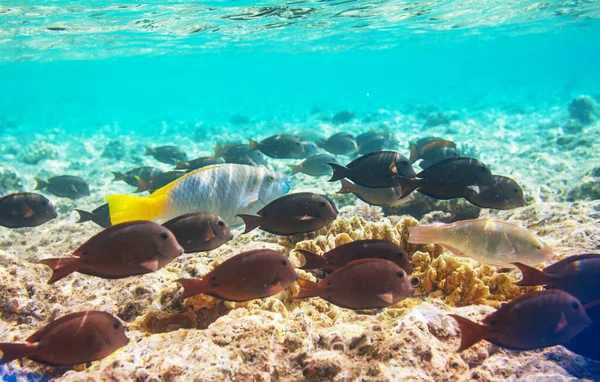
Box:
107 164 291 226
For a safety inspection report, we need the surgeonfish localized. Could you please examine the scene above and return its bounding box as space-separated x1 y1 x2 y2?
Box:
75 203 111 228
34 175 90 199
106 164 291 226
0 192 57 228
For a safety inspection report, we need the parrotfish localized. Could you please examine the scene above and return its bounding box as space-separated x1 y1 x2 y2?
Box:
75 203 111 228
318 132 358 155
112 166 163 188
0 311 128 366
450 290 592 351
290 154 338 177
465 175 525 210
294 258 414 309
162 212 233 253
177 249 298 301
337 178 413 207
34 175 90 199
238 192 338 235
328 151 416 188
408 219 552 267
563 301 600 361
39 221 183 283
0 192 57 228
175 156 224 171
107 164 291 227
295 239 413 274
513 253 600 304
248 134 305 159
145 145 188 165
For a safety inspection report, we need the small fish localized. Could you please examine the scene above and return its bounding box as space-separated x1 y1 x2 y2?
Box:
295 239 413 274
329 151 416 188
563 301 600 361
0 192 57 228
294 258 414 309
145 146 188 165
290 154 339 177
408 137 457 164
162 212 233 253
393 157 495 199
34 176 90 199
176 249 298 301
248 134 305 159
356 131 379 147
230 114 250 126
465 175 525 210
513 254 600 304
418 147 460 170
39 221 183 283
175 156 224 171
238 192 338 235
75 203 111 228
358 136 394 155
330 110 355 125
318 133 358 155
300 139 319 157
0 311 128 366
450 290 592 351
112 166 163 188
337 178 412 207
107 164 291 227
214 143 267 166
408 219 552 267
135 171 186 193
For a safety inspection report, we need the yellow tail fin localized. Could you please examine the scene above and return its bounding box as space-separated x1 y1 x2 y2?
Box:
106 194 166 224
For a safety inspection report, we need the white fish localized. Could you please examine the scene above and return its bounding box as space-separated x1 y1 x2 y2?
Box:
107 164 291 226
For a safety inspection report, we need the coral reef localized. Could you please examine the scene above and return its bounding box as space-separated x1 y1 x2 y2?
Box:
19 141 59 164
568 95 597 125
0 167 24 194
567 166 600 202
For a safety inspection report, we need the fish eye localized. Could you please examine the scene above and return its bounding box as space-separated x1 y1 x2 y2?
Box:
489 319 498 325
396 271 404 279
396 252 404 257
572 302 580 310
268 175 274 182
536 246 541 250
513 189 518 193
82 251 88 256
401 161 408 166
41 201 47 206
113 321 120 329
217 220 225 227
320 202 326 207
160 232 169 240
281 259 288 266
410 277 420 287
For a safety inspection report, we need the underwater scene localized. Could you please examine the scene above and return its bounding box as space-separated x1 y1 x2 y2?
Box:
1 1 600 381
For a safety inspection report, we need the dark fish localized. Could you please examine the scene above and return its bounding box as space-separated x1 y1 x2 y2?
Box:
300 139 319 157
408 137 457 164
393 157 495 199
112 166 163 187
295 239 413 274
0 311 128 366
145 146 188 165
563 301 600 361
238 192 338 235
331 110 355 125
175 156 224 171
230 114 250 126
450 290 592 351
418 147 460 170
176 249 298 301
358 136 393 155
356 131 379 146
465 175 525 210
248 134 305 159
294 258 414 309
513 254 600 305
214 143 267 166
318 133 358 155
39 221 184 283
0 192 57 228
290 154 338 177
75 203 111 228
162 212 233 253
135 171 186 193
328 151 416 188
34 176 90 199
337 179 411 207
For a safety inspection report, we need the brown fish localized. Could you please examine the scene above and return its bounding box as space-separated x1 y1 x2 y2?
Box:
248 134 305 159
0 311 128 366
465 175 525 210
176 249 298 301
294 258 414 309
39 221 184 283
0 192 57 228
450 290 592 351
337 178 412 207
408 137 457 164
563 301 600 361
328 151 416 188
295 239 413 274
34 175 90 199
237 193 338 235
145 145 187 165
76 203 111 228
162 212 234 253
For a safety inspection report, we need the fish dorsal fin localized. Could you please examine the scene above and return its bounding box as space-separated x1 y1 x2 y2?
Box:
377 292 394 304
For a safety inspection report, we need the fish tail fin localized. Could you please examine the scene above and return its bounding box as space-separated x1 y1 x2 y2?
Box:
38 258 80 284
248 139 260 151
106 193 165 224
408 142 419 164
294 278 322 299
0 342 37 364
144 147 154 155
295 250 327 270
174 161 189 170
237 214 262 234
327 163 349 182
511 262 550 286
407 226 439 245
214 143 225 157
33 178 48 190
337 179 356 194
289 165 302 175
449 314 488 352
176 278 207 299
75 209 94 224
112 172 126 182
134 176 150 193
392 176 419 199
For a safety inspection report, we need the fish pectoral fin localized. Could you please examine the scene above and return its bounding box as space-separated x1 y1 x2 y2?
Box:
203 225 216 242
554 312 568 334
140 257 159 272
293 215 317 221
377 292 394 304
22 204 35 218
440 244 466 258
239 192 259 208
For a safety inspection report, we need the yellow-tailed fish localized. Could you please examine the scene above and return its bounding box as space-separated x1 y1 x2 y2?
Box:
106 164 291 226
407 218 553 267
